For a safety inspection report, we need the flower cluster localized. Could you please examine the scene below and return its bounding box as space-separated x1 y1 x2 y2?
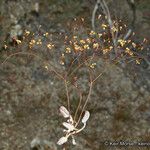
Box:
57 106 90 146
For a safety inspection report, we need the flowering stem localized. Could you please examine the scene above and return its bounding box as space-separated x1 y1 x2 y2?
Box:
76 82 93 127
64 79 71 113
1 51 65 80
74 91 82 122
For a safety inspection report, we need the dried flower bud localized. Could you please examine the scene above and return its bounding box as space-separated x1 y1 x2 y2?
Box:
72 136 76 145
57 136 68 145
59 106 70 118
82 111 90 124
63 122 75 132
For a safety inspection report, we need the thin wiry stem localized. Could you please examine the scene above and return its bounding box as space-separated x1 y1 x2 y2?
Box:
101 0 118 54
68 55 97 78
92 0 100 31
0 51 65 80
91 0 138 69
73 90 83 123
74 56 128 127
67 53 81 76
92 0 137 56
75 82 93 127
64 79 71 113
92 72 103 84
123 0 136 40
75 69 93 127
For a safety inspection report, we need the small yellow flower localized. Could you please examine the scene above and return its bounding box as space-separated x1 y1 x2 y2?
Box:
132 42 136 48
101 24 107 30
143 38 147 43
30 39 36 44
109 46 113 50
86 38 91 44
29 39 36 48
83 44 89 50
119 26 123 30
47 43 54 49
24 30 30 36
89 30 96 36
89 63 96 69
16 39 22 44
80 40 86 44
93 43 99 49
125 48 133 56
43 32 49 37
65 47 71 53
4 45 7 49
60 60 65 65
98 33 102 38
140 47 144 51
44 65 48 70
73 36 77 39
74 44 82 51
136 59 140 64
127 40 131 43
102 48 109 54
69 40 72 44
111 26 118 32
81 18 84 21
118 39 126 47
36 39 42 45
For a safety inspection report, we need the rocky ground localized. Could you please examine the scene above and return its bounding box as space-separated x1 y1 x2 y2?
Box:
0 0 150 150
